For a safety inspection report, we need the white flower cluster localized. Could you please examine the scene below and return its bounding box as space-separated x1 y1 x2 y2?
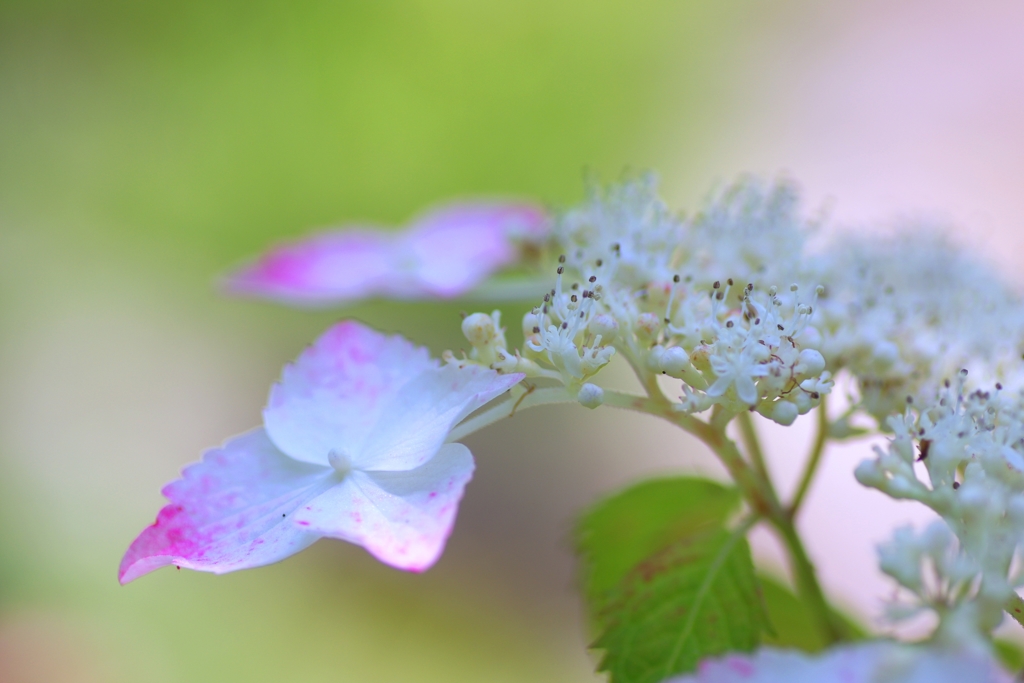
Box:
446 175 1024 656
555 175 683 289
877 522 1003 652
856 378 1024 640
480 177 832 420
553 175 813 296
676 177 811 290
456 178 1024 430
812 231 1024 421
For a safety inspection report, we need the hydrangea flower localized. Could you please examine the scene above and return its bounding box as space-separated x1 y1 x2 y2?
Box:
813 231 1024 420
519 179 836 422
678 177 810 289
553 176 684 289
225 202 547 306
665 642 1010 683
855 378 1024 638
118 174 1024 678
119 321 524 583
873 521 1006 649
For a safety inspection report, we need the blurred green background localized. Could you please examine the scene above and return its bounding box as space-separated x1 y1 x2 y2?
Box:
6 1 1022 680
0 2 765 681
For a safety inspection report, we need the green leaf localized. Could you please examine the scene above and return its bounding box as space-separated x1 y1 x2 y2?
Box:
994 638 1024 672
575 477 765 683
757 575 866 652
576 477 742 606
595 527 767 683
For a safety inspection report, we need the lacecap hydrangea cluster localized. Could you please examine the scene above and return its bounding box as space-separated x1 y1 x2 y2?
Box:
123 175 1024 681
457 177 1024 654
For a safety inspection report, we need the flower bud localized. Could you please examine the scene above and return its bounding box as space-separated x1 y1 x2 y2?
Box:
645 345 666 372
690 344 712 373
794 349 826 376
588 313 619 342
462 312 496 346
791 390 813 414
855 459 886 488
636 312 661 339
766 400 799 426
463 311 507 365
577 383 604 409
659 347 690 376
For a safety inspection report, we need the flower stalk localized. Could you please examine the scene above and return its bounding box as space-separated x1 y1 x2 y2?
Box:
788 398 830 518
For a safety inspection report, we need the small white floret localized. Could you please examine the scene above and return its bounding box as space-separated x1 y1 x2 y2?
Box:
577 383 604 409
462 312 497 346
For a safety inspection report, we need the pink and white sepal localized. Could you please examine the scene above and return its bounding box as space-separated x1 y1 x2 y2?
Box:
224 202 548 306
664 642 1011 683
119 321 524 583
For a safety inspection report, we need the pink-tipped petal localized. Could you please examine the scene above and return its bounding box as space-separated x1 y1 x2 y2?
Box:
293 442 475 571
224 230 405 306
224 202 548 306
264 321 436 467
356 363 524 471
118 429 335 584
667 643 1011 683
404 203 548 297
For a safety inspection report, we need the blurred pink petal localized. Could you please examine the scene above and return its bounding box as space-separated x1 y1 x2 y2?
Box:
405 204 547 297
122 321 524 581
225 202 547 306
226 230 401 305
666 642 1010 683
118 429 332 584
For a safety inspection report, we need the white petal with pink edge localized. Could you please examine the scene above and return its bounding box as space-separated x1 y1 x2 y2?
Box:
292 442 475 571
121 321 524 581
118 429 334 584
263 321 522 470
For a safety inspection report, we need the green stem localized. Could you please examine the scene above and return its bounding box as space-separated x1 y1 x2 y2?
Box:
601 392 780 519
770 515 845 644
736 403 844 644
616 343 667 402
788 399 829 518
598 389 846 644
736 411 779 504
446 385 573 442
452 372 841 648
